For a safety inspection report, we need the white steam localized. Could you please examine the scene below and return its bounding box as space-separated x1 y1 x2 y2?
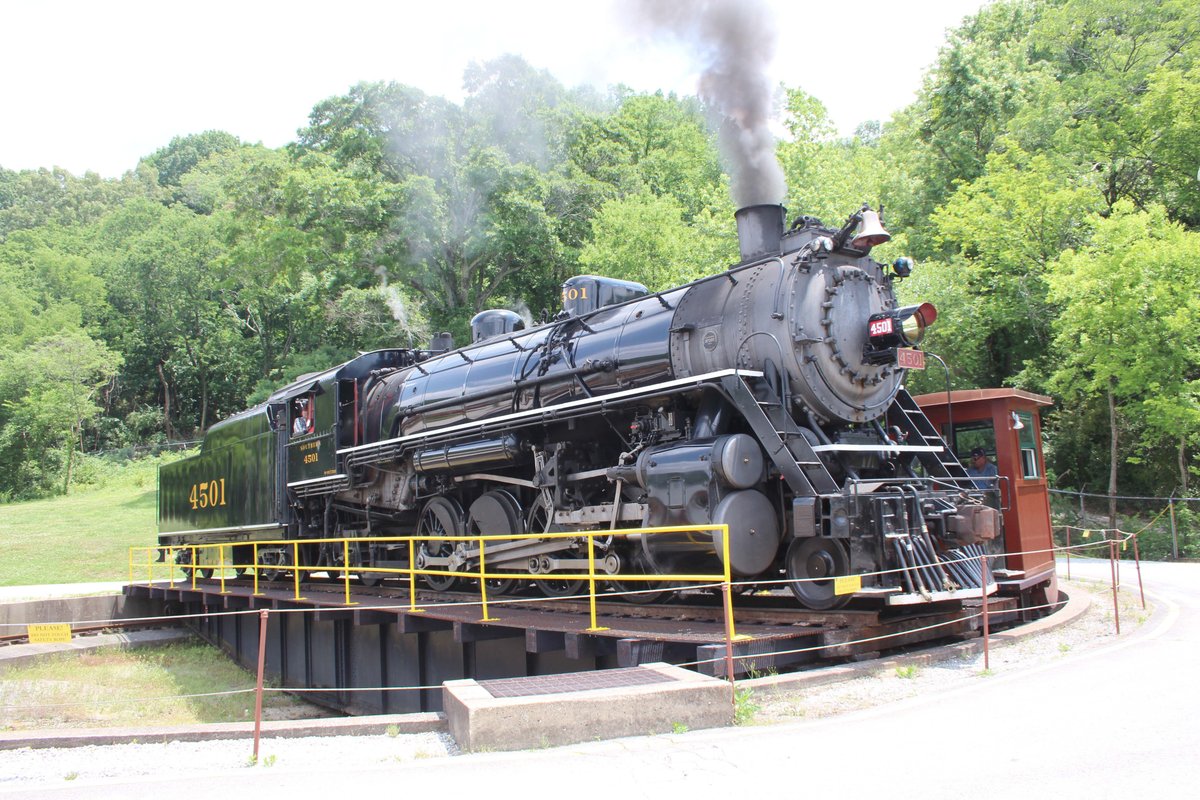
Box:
374 265 411 329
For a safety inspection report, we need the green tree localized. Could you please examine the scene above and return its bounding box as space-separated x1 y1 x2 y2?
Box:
1048 202 1200 507
879 0 1048 257
141 130 242 191
0 167 153 239
297 69 591 338
1023 0 1199 217
931 144 1097 388
0 332 121 497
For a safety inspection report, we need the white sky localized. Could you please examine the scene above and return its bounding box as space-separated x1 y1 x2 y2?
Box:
1 0 987 178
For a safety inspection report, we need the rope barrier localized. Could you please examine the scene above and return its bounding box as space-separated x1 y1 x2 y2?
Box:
0 688 257 712
0 591 1087 715
1049 488 1200 503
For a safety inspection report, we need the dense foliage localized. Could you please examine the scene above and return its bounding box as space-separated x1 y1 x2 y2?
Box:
1 0 1197 503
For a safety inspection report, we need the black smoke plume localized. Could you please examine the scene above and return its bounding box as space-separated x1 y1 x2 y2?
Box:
623 0 786 207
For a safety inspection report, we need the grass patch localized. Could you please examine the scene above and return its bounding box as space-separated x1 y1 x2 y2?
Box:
733 686 759 725
0 639 324 730
0 455 173 586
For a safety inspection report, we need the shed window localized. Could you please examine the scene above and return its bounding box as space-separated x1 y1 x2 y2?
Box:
1016 412 1039 479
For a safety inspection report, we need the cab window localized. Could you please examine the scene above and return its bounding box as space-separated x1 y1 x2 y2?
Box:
291 397 314 436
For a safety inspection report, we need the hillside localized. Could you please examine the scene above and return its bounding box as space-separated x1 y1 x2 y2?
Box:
0 456 164 586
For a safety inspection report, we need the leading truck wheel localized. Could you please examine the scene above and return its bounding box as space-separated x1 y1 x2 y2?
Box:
786 537 852 610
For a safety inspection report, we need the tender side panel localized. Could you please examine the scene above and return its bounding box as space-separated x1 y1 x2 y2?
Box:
158 409 279 537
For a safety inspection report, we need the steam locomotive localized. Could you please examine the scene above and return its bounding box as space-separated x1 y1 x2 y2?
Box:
158 204 1001 609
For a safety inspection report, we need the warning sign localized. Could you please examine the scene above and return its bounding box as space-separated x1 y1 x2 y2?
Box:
27 623 72 644
834 575 863 596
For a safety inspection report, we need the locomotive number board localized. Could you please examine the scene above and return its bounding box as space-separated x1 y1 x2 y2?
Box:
896 348 925 370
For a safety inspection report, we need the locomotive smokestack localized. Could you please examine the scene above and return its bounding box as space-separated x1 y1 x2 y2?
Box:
735 204 785 263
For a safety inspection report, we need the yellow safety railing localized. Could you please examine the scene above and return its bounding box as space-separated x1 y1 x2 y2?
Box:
130 523 749 640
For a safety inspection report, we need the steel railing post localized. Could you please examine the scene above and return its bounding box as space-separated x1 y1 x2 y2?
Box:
408 540 421 612
479 537 494 622
252 543 261 596
586 532 608 632
292 542 303 601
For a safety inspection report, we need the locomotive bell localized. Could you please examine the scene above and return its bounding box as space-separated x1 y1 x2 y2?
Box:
850 208 891 250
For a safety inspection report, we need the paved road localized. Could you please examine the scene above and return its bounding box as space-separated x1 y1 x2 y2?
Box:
6 559 1197 799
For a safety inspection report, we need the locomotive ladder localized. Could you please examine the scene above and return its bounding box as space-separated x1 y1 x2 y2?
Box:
886 389 973 481
720 374 839 496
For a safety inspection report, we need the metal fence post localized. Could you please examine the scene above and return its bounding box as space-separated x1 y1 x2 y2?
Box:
1169 497 1178 560
1065 527 1071 581
1132 533 1145 610
1108 538 1121 635
722 582 737 707
253 609 269 761
980 552 990 671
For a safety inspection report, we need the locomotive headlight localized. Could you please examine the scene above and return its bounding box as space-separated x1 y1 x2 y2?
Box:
866 303 938 349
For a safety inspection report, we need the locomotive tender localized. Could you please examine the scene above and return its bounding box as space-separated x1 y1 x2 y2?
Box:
158 204 1001 609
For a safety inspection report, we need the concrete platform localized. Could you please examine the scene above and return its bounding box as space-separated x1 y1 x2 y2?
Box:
443 662 731 752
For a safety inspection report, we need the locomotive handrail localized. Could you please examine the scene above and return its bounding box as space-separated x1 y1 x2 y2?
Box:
809 444 945 452
289 474 349 488
338 369 764 465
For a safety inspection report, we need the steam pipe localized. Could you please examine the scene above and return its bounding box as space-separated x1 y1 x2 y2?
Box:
892 540 917 594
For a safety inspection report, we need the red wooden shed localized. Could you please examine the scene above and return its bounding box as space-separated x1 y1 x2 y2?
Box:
913 388 1057 605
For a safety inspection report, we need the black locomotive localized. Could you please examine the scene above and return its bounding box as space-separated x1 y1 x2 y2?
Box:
158 204 1001 609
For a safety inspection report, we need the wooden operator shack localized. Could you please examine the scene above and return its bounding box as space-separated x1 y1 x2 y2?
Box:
913 389 1057 606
